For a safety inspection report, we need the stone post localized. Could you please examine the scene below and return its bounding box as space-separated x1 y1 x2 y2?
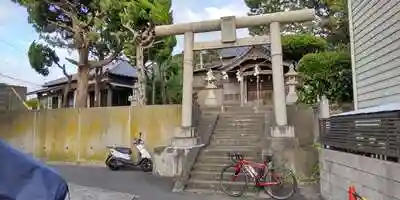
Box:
270 22 288 126
181 31 194 129
319 95 330 119
270 22 293 137
172 31 198 147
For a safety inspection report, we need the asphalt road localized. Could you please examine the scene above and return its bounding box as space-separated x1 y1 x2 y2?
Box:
51 164 321 200
52 164 234 200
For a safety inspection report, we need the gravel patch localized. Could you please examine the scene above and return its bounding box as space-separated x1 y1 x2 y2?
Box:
68 183 138 200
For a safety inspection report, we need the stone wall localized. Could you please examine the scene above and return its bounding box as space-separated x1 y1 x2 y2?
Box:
0 84 27 112
263 105 319 181
0 105 181 163
320 149 400 200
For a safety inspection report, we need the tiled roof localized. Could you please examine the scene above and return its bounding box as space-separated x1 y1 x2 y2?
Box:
44 61 137 87
219 44 271 58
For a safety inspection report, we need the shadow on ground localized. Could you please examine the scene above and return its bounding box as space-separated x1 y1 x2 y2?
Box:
52 164 321 200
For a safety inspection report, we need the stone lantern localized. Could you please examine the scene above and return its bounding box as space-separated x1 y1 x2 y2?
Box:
204 68 218 106
285 64 299 105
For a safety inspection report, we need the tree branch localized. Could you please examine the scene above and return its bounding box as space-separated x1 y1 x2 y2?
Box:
65 57 78 66
55 63 70 78
46 19 74 32
122 24 139 39
89 48 122 69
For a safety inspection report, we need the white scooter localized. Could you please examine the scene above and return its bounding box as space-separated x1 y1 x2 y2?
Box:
105 132 153 172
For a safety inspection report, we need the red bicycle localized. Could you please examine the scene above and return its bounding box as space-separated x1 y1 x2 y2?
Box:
219 153 297 199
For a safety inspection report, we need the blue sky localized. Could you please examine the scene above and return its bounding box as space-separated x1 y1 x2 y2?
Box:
0 0 249 92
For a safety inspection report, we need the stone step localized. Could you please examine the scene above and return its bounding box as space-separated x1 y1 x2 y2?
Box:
219 114 265 118
212 134 260 139
196 156 259 165
213 131 261 136
210 138 261 145
216 121 264 126
189 170 221 181
214 127 261 132
206 145 258 150
192 163 227 172
184 188 260 198
214 126 263 131
186 179 250 193
200 148 260 157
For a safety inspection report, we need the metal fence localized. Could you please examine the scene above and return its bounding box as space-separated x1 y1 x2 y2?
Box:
320 111 400 162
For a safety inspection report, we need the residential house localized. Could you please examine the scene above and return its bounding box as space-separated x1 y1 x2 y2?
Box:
28 61 137 108
349 0 400 109
0 83 27 112
319 1 400 199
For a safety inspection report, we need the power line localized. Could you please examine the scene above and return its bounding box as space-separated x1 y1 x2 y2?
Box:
0 72 42 87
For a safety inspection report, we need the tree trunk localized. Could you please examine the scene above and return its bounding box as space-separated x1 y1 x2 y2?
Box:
152 75 156 105
94 52 104 107
75 48 90 108
136 45 146 106
159 64 167 104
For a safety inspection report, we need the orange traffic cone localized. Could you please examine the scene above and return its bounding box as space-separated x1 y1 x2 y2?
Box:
348 186 356 200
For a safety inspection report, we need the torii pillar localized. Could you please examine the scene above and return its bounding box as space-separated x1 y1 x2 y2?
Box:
155 9 315 141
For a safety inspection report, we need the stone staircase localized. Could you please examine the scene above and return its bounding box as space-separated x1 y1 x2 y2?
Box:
185 105 271 194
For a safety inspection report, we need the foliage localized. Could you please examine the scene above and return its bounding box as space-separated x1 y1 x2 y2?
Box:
318 0 349 46
193 49 221 69
28 41 60 76
282 34 328 62
297 50 352 105
13 0 170 107
25 98 41 110
101 0 174 105
244 0 350 47
245 0 317 35
244 0 351 105
165 55 183 104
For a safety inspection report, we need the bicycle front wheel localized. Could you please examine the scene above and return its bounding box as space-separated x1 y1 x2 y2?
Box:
219 164 248 197
265 167 297 200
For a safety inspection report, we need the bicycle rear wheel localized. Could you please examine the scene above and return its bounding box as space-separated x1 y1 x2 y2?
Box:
219 164 248 197
265 167 297 200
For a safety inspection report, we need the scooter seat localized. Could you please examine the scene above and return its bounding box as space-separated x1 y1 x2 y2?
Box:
114 147 132 155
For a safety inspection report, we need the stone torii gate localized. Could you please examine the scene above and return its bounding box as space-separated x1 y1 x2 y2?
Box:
155 9 315 141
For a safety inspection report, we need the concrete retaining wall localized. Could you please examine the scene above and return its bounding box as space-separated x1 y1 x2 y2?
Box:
320 149 400 200
0 105 181 163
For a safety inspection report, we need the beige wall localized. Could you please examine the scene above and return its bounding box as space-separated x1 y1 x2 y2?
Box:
0 105 181 162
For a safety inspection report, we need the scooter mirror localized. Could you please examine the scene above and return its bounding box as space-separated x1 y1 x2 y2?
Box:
139 132 142 138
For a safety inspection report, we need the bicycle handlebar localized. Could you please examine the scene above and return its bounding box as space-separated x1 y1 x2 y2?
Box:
228 153 244 162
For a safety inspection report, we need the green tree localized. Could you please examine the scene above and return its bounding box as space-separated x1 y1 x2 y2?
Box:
101 0 173 105
318 0 349 46
165 54 183 104
244 0 350 46
297 50 352 105
13 0 167 108
28 41 72 108
282 34 328 63
245 0 317 35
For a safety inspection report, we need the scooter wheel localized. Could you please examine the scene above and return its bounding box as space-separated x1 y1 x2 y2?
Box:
140 159 153 172
106 158 120 171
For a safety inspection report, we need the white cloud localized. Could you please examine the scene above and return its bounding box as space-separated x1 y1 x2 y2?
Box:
172 1 250 53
